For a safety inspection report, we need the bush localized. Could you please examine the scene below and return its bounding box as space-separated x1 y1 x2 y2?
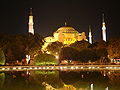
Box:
33 53 58 65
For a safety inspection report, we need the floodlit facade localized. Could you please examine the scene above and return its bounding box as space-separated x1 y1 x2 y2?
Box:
102 14 106 42
89 25 92 44
28 8 34 35
44 25 87 45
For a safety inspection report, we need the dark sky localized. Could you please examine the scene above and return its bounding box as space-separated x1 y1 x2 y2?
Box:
0 0 120 41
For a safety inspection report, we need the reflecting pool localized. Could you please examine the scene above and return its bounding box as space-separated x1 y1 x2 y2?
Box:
0 70 120 90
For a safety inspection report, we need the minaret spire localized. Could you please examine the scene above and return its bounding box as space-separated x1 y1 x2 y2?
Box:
102 13 106 42
89 25 92 44
28 8 34 35
30 8 33 16
102 13 104 22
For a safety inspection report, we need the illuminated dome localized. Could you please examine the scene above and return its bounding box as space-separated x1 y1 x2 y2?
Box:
52 25 87 45
42 23 87 51
55 26 79 34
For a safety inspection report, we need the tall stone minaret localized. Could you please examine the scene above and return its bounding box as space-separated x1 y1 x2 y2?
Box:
102 13 106 42
89 25 92 44
28 8 34 35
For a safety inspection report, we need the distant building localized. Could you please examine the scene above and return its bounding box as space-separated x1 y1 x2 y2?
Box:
42 24 87 51
27 8 108 44
44 24 87 45
27 8 108 51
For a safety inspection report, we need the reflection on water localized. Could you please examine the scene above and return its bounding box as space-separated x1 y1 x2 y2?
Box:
0 73 5 89
0 70 120 90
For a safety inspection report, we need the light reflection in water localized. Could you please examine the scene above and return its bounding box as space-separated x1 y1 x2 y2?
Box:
0 73 5 88
105 87 109 90
0 70 120 90
90 83 93 90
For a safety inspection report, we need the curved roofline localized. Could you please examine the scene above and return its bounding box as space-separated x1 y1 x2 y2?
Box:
57 26 75 29
55 26 79 34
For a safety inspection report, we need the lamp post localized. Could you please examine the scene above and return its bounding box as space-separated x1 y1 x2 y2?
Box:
55 52 59 64
26 55 30 65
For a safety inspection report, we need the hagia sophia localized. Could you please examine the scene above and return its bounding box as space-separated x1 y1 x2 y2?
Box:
28 8 106 51
42 23 88 51
44 23 87 45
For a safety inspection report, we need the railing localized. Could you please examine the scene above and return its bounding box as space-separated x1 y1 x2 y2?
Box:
0 64 120 71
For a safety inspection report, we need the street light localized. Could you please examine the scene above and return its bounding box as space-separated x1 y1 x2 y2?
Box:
55 55 59 59
26 55 30 64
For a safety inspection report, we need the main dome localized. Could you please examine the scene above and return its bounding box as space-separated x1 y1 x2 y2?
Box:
55 26 79 34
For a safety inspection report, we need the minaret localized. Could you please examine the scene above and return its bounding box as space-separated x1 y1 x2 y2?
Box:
89 25 92 44
28 8 34 35
102 13 106 41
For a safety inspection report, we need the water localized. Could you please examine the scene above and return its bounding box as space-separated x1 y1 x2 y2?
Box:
0 70 120 90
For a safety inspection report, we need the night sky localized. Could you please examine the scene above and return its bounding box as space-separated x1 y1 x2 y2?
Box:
0 0 120 41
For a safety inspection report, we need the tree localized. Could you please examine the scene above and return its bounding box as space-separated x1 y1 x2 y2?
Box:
3 40 25 62
89 40 108 62
78 49 98 62
107 38 120 58
34 53 58 65
46 41 63 55
94 40 107 49
0 33 43 64
70 40 90 51
0 48 5 65
59 47 79 61
26 33 44 57
95 48 108 59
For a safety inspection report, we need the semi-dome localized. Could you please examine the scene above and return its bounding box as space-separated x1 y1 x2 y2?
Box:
55 26 79 34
